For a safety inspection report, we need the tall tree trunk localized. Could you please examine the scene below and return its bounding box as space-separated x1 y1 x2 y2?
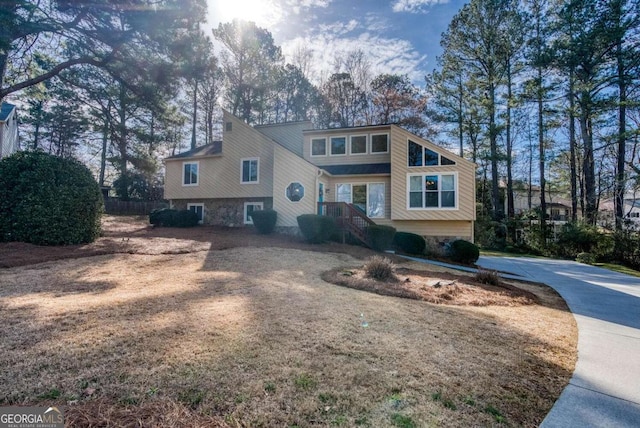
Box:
118 81 129 200
99 122 108 187
579 92 596 225
569 69 578 222
538 64 547 246
489 81 501 220
614 36 626 230
458 79 464 158
506 59 514 221
191 79 198 150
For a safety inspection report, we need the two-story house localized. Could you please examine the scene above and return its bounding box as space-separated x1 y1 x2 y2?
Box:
0 103 19 159
164 111 476 243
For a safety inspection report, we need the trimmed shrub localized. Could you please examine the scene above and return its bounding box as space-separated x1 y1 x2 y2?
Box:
173 210 199 227
576 252 596 265
149 208 198 228
297 214 336 243
363 256 397 281
250 209 277 234
366 225 396 252
449 239 480 265
393 232 426 255
0 151 103 245
150 208 176 226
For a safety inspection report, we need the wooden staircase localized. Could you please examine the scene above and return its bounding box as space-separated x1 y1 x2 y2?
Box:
317 202 376 246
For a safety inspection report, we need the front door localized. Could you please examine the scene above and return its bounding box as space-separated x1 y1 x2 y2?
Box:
318 182 324 214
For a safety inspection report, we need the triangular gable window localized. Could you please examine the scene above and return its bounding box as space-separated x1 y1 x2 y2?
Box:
408 140 457 167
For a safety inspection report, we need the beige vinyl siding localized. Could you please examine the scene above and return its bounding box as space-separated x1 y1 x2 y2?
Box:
303 126 392 165
389 126 476 221
164 111 275 200
376 219 474 242
254 121 311 157
325 175 392 219
272 144 320 227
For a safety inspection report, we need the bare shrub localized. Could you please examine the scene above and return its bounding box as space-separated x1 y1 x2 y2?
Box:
363 256 397 281
475 269 501 286
424 237 446 258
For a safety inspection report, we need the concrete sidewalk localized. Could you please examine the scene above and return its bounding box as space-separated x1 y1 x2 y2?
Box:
476 256 640 428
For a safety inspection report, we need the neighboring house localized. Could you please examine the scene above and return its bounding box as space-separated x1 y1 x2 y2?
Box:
600 195 640 229
503 182 573 223
164 110 476 243
0 102 19 159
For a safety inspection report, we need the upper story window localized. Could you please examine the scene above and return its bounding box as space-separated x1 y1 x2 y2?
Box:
350 135 367 155
408 173 456 209
183 162 199 186
408 140 456 167
330 136 347 156
241 158 259 183
311 138 327 156
225 122 232 132
371 133 389 153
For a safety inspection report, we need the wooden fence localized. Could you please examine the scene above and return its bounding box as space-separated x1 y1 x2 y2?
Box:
104 199 169 215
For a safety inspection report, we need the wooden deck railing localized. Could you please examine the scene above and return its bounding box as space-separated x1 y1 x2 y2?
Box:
317 202 376 245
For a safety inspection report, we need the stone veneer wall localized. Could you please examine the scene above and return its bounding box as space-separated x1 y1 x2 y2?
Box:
171 198 272 227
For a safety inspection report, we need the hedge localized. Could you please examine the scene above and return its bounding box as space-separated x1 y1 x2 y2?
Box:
393 232 426 255
149 208 199 228
297 214 336 243
448 239 480 265
0 151 103 245
249 209 277 234
366 225 396 252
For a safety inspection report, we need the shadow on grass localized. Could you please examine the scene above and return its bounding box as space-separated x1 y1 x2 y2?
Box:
0 245 576 427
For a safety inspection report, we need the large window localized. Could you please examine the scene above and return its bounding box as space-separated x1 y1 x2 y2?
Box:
183 162 199 186
244 202 264 224
336 182 385 218
187 203 204 224
350 135 367 154
241 158 259 183
371 133 389 153
408 140 456 167
330 136 347 155
311 138 326 156
408 173 456 209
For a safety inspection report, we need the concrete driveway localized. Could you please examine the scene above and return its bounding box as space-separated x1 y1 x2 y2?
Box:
477 256 640 428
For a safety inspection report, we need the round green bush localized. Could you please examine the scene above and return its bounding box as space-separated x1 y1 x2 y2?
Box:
576 252 596 265
297 214 335 243
366 225 396 252
249 209 277 234
393 232 426 255
0 151 103 245
448 239 480 265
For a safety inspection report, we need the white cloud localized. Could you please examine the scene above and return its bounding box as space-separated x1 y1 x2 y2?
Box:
284 0 333 15
282 32 427 85
318 19 359 35
392 0 449 14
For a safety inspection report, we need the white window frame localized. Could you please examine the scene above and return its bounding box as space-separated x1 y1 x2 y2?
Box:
244 202 264 225
240 157 259 184
349 134 368 155
330 136 347 156
187 203 205 224
406 172 458 210
310 137 327 157
182 161 199 186
370 133 390 154
335 182 386 219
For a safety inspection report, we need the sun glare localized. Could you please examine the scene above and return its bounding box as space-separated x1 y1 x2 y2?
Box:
209 0 280 27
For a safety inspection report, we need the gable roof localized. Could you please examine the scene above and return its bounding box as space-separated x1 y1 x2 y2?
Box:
165 141 222 160
318 163 391 176
0 103 16 122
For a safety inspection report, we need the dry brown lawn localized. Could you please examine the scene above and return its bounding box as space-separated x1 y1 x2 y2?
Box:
0 216 577 427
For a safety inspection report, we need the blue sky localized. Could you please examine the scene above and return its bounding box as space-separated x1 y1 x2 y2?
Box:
206 0 468 85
